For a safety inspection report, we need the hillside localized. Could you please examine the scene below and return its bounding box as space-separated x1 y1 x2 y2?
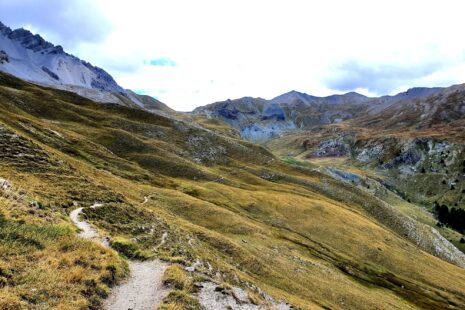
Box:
2 72 465 309
264 84 465 252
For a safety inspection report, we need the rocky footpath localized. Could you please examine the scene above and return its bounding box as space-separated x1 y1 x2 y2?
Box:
70 203 170 310
197 282 291 310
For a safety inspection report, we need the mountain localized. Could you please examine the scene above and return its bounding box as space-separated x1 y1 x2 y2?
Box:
0 21 123 93
192 96 292 141
270 90 370 106
356 84 465 131
194 88 444 142
0 21 173 113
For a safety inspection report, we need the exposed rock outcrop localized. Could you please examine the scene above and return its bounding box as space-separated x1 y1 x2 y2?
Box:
0 50 8 64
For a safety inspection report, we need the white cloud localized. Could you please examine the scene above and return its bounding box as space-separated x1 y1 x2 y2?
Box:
4 0 465 111
0 0 112 49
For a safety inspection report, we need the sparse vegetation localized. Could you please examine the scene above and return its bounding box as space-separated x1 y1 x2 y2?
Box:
160 290 202 310
163 265 192 290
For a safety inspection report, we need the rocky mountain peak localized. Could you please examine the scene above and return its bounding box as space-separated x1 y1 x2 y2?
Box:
343 91 367 98
7 26 63 54
0 21 12 35
271 90 315 105
0 20 125 94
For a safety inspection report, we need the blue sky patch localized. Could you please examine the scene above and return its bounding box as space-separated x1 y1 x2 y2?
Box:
147 57 176 67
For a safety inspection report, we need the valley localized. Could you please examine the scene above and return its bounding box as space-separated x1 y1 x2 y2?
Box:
0 18 465 310
1 71 465 309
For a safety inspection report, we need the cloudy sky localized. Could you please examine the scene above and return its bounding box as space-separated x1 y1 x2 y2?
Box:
1 0 465 111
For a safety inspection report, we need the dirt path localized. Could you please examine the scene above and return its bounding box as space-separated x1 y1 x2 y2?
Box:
70 203 169 310
69 203 106 245
103 260 169 310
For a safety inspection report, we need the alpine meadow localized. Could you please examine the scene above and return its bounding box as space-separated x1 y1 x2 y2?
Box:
1 2 465 309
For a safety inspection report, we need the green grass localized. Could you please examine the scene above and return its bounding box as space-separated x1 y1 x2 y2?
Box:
281 156 316 168
109 237 153 260
160 290 201 310
162 265 192 290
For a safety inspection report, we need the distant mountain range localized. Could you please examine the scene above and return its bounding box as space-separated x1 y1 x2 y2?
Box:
194 86 454 141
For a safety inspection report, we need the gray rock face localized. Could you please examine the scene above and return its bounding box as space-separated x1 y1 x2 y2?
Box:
41 66 59 80
0 20 124 94
0 21 12 35
327 167 360 183
311 139 349 157
7 27 55 52
0 21 174 112
0 50 8 64
241 121 296 142
351 137 456 170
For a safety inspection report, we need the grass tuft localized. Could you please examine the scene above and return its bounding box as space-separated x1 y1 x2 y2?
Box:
163 265 192 290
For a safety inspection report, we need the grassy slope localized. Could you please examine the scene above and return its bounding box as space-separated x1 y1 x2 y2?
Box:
0 73 465 309
265 121 465 208
0 174 127 309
